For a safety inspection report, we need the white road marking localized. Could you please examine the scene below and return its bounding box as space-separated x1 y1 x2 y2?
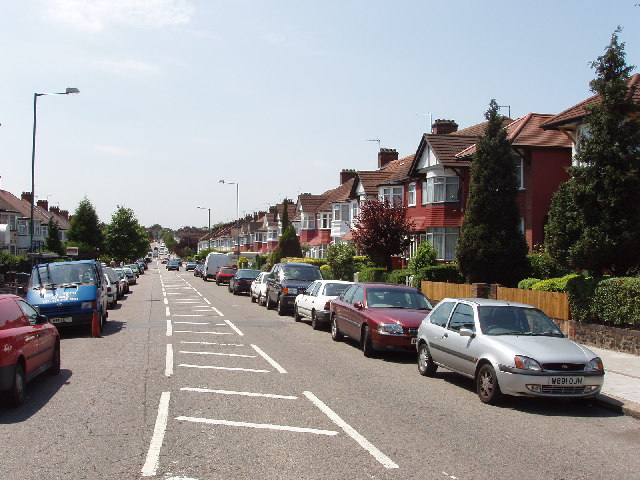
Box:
179 350 257 358
175 416 338 436
303 391 399 469
165 306 171 317
174 330 232 335
180 387 298 400
173 321 209 324
162 290 166 297
165 344 173 377
172 315 205 317
163 298 168 305
212 307 224 316
180 341 244 347
224 319 243 335
173 300 200 303
179 364 270 373
141 391 171 477
204 298 211 304
195 291 202 296
251 344 286 373
166 320 172 337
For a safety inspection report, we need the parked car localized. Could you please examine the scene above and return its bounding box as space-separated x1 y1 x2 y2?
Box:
415 298 605 404
104 267 122 299
193 264 204 277
185 262 197 271
203 252 231 281
216 267 237 285
0 294 60 406
250 272 269 305
122 267 137 285
161 258 169 264
166 259 180 271
103 273 118 309
228 269 261 295
113 268 130 294
26 260 109 331
294 280 353 330
126 264 141 276
265 262 323 315
330 283 433 357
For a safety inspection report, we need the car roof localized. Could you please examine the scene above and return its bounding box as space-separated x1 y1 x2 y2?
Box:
356 282 420 290
441 297 537 308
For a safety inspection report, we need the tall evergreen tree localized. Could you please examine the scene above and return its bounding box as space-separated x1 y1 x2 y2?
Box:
66 197 103 255
104 206 149 262
546 29 640 275
272 199 302 263
456 99 529 286
44 218 64 255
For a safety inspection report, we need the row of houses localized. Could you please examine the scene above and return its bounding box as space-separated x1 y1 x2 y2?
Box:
0 191 71 254
196 74 640 263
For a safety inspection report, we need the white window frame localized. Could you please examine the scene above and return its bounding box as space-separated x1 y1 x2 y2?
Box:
424 176 459 203
318 213 331 229
408 183 416 206
516 157 524 190
426 226 459 261
379 186 403 205
301 213 315 230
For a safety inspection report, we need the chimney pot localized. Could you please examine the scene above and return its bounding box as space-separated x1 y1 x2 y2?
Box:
431 119 459 135
340 169 358 184
21 191 34 203
378 148 398 169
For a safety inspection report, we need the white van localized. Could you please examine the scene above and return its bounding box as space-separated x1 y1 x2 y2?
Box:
203 252 231 281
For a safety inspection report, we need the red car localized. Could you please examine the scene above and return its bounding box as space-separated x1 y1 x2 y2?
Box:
216 267 237 285
330 283 433 357
0 294 60 406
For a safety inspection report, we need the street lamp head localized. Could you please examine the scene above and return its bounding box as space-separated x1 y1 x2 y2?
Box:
66 87 80 94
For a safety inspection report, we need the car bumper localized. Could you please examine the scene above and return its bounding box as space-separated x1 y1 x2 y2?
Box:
0 363 15 390
496 366 604 397
314 310 332 323
370 331 416 352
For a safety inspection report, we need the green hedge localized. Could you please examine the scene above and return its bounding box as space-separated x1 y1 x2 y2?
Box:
281 257 327 267
358 267 389 283
590 278 640 326
320 264 334 280
412 263 464 287
518 278 541 289
388 269 412 285
527 251 568 279
531 274 579 292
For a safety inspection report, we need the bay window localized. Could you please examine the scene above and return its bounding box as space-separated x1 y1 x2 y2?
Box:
423 176 459 203
408 183 416 206
318 213 331 229
379 186 403 205
426 226 459 261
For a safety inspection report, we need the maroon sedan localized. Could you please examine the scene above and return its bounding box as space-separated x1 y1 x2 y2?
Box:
0 294 60 406
330 283 433 357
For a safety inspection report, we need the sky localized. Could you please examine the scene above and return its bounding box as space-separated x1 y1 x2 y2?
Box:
1 1 639 230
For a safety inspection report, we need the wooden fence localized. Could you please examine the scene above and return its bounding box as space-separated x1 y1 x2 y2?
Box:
420 281 570 321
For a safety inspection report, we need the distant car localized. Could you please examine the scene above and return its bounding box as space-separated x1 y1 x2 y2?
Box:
166 259 180 271
216 267 237 285
416 298 605 404
103 273 118 309
185 262 197 271
250 272 269 305
122 267 137 285
126 264 141 276
265 262 322 315
228 269 261 295
193 264 204 277
113 268 130 294
161 258 169 264
294 280 353 330
0 294 60 406
330 283 433 357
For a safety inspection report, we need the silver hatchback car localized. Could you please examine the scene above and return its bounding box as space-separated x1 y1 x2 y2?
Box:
416 298 604 404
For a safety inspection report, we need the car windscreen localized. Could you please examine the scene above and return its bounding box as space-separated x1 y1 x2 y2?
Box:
478 306 564 336
29 263 96 288
237 269 260 278
282 266 322 281
220 268 236 274
365 288 433 309
325 283 351 297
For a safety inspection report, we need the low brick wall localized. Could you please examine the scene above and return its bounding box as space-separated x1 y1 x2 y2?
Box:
554 318 640 356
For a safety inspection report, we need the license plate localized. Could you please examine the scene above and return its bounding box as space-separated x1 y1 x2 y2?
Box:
549 376 584 386
411 338 418 344
50 317 72 324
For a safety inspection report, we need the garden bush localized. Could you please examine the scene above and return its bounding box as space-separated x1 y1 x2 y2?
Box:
518 278 541 289
412 263 464 288
531 274 579 292
527 251 568 279
358 267 389 283
320 264 334 280
388 269 411 285
280 257 326 267
590 277 640 326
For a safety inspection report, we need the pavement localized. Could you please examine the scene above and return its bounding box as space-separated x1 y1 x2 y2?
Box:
590 346 640 420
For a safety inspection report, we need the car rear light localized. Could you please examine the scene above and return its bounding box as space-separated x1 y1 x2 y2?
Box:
323 301 331 310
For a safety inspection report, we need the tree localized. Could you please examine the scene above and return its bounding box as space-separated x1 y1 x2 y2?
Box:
546 29 640 275
44 218 64 255
407 241 438 274
326 243 357 280
66 197 103 255
456 99 529 286
104 206 149 262
351 199 414 270
272 199 303 263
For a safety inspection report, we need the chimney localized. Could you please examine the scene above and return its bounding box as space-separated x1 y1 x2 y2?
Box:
378 148 398 169
37 199 49 210
340 169 357 184
21 191 34 203
431 119 458 135
60 210 69 219
50 206 60 214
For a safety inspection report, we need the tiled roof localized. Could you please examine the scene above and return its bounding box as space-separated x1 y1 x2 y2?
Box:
297 194 327 214
0 190 49 222
355 155 415 195
456 113 572 158
542 73 640 130
424 134 478 167
318 178 356 210
450 118 512 137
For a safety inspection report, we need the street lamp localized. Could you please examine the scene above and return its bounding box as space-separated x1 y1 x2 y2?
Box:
219 179 239 260
197 206 211 251
30 87 80 253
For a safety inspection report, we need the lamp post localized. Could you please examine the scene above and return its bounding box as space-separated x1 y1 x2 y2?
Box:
219 180 239 260
197 206 211 251
30 87 80 253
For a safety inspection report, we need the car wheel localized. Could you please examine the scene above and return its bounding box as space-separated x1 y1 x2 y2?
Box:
331 315 342 341
216 280 220 286
6 362 26 407
266 294 274 310
293 305 302 322
48 342 61 375
203 276 207 282
277 296 286 316
232 287 238 296
250 292 256 303
417 343 437 377
311 310 321 330
362 326 376 358
477 364 503 404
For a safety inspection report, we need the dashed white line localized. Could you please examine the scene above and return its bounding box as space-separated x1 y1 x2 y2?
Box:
163 298 168 305
173 321 209 324
141 391 171 477
179 364 271 373
251 344 286 373
166 320 172 337
179 351 257 358
175 416 338 436
174 330 232 335
165 306 171 316
179 341 244 347
165 344 173 377
171 315 205 318
303 391 399 469
203 298 211 305
180 387 298 400
224 319 243 335
212 307 224 316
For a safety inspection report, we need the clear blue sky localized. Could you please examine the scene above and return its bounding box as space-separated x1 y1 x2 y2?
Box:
1 1 638 229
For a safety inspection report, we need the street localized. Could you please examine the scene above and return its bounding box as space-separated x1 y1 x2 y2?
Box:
2 261 639 480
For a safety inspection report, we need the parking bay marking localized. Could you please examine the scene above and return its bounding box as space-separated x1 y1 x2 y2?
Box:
141 391 171 477
181 387 298 400
251 344 286 373
180 341 244 347
179 350 257 358
179 364 271 373
175 416 338 436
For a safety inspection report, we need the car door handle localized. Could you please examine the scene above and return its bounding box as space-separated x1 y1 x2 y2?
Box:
443 333 448 338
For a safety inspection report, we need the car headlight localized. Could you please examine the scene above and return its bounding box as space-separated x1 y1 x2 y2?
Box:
585 357 604 371
81 301 96 310
377 323 404 334
514 355 542 371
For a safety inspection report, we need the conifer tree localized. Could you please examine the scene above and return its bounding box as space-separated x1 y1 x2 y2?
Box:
545 29 640 275
45 218 64 255
456 99 529 286
272 199 302 263
67 197 103 255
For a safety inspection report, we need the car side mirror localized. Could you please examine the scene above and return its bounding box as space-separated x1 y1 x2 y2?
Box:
36 314 48 325
459 328 475 338
353 301 364 310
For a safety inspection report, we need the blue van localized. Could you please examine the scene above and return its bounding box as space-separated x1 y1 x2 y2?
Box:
26 260 107 332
